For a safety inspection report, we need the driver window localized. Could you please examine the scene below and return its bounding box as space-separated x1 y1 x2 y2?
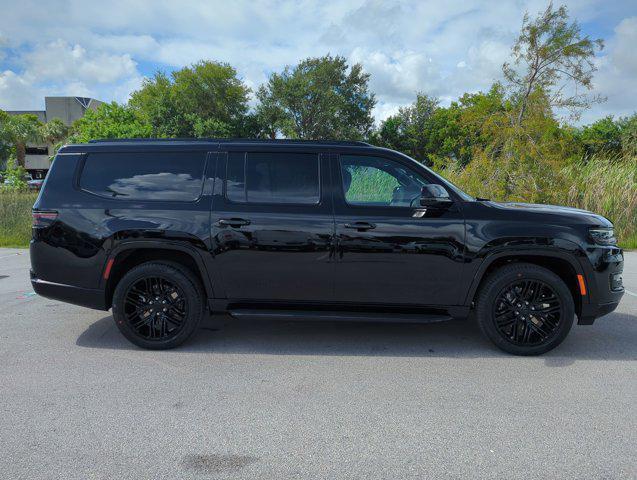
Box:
339 155 427 207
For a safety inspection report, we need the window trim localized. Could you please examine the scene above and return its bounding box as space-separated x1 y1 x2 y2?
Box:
336 153 430 210
223 151 323 207
77 150 209 203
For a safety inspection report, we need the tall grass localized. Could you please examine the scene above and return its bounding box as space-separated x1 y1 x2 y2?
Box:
439 155 637 249
562 156 637 248
0 190 37 248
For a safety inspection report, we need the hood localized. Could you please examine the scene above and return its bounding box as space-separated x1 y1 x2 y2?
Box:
490 201 612 226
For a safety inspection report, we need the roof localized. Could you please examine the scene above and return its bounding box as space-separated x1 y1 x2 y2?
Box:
87 138 370 147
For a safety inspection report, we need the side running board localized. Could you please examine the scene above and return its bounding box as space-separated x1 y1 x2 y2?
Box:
227 309 452 324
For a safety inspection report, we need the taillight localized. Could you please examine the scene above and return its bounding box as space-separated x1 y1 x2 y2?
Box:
32 210 58 227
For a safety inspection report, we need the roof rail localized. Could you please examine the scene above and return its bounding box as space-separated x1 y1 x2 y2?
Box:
87 138 371 147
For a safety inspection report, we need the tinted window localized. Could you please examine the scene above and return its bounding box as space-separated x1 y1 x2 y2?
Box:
80 151 206 201
340 155 427 207
226 152 320 204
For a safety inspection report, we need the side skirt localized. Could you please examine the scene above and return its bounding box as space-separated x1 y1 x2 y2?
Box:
227 309 452 324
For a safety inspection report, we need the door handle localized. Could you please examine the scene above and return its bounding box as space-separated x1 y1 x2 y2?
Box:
344 221 376 231
216 218 251 228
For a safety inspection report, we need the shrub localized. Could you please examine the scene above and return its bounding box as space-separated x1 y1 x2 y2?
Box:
0 159 29 191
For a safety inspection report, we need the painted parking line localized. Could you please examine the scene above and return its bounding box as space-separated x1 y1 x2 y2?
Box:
624 289 637 297
16 291 37 300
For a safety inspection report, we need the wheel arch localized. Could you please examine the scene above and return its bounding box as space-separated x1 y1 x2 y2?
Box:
101 240 215 310
465 248 586 319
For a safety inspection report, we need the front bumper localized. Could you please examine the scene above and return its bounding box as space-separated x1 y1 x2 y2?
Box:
579 300 621 324
577 246 624 325
31 271 108 310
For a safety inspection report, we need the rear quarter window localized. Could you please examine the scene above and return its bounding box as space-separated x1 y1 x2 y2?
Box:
80 151 206 201
225 151 320 204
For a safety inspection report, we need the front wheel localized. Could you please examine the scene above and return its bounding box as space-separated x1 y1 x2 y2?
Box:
475 263 575 355
112 262 204 349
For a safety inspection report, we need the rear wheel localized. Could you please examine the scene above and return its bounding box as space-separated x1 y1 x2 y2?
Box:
112 262 204 349
475 263 575 355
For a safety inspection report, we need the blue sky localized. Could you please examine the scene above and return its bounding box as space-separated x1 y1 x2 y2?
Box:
0 0 635 124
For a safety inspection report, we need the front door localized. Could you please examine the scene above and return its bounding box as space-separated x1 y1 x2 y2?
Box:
211 149 334 302
332 153 466 306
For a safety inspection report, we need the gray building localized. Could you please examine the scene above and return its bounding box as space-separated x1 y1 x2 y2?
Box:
6 96 103 176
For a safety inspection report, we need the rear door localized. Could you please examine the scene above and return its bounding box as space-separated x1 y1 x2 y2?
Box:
210 147 335 302
332 152 466 306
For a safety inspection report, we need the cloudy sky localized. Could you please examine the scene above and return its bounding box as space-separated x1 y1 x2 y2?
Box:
0 0 635 124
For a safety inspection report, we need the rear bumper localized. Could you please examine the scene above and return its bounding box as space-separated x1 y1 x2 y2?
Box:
31 271 108 310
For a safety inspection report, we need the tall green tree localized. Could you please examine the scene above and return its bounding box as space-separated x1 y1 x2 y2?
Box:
619 114 637 156
129 61 250 137
255 55 376 140
1 113 42 167
376 94 438 163
503 2 604 125
578 116 622 156
41 118 69 144
0 110 12 163
70 102 152 143
374 86 506 166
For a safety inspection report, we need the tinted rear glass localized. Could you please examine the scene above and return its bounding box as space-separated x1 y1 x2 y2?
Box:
226 152 320 204
80 151 206 201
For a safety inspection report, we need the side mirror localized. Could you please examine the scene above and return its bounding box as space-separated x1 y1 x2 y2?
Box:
420 184 453 208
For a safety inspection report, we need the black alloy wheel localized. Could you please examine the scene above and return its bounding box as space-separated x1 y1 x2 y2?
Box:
475 263 575 355
493 279 562 346
124 276 188 341
112 262 204 349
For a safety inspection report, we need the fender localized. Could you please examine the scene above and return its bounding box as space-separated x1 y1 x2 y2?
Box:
100 239 217 302
463 240 590 307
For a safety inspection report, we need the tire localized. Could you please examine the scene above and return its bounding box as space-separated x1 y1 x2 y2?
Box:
475 263 575 355
112 262 204 349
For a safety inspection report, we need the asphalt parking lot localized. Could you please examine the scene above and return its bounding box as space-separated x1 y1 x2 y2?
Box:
0 248 635 479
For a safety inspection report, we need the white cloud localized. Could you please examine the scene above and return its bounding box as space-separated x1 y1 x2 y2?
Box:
580 16 637 123
0 70 45 110
23 40 137 84
0 0 635 124
0 39 142 110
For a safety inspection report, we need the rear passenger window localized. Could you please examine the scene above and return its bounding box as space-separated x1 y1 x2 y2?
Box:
80 151 206 201
226 152 320 204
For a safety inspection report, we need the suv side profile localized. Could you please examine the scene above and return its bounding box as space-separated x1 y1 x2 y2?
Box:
30 139 624 355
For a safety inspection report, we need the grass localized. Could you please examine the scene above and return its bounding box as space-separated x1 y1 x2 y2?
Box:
0 190 37 248
562 157 637 249
439 155 637 249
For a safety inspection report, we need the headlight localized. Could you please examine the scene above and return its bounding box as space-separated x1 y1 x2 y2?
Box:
589 227 617 245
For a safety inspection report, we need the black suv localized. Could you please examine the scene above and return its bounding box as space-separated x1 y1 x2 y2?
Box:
30 139 624 355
